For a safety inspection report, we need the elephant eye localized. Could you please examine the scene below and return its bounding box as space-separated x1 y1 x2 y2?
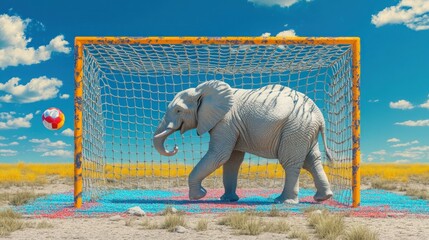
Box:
176 109 181 113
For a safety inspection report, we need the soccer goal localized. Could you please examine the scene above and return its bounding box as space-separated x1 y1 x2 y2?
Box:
74 37 360 208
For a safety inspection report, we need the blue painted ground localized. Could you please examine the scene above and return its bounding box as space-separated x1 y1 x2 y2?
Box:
13 189 429 218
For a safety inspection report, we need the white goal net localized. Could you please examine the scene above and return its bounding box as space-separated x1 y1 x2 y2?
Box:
75 37 360 207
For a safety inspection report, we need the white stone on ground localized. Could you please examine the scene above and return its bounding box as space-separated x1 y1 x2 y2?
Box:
127 206 146 216
175 226 186 233
170 207 178 213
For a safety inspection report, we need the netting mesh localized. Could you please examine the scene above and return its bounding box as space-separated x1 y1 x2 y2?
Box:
80 41 355 205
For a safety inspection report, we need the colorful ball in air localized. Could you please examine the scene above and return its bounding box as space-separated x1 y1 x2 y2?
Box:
42 108 65 130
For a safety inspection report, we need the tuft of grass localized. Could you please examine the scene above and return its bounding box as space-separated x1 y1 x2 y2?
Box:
139 219 159 230
238 217 264 236
0 209 25 237
218 212 249 229
125 217 137 227
371 179 397 191
36 220 54 229
0 208 22 219
267 205 280 217
406 188 429 200
218 212 265 236
302 206 327 214
218 212 291 236
343 225 379 240
308 211 345 240
264 220 290 234
161 214 186 232
195 218 208 231
9 191 43 206
289 228 310 240
243 209 265 217
161 206 185 216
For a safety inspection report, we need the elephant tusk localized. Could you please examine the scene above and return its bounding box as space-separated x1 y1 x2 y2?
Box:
153 128 179 156
154 128 175 138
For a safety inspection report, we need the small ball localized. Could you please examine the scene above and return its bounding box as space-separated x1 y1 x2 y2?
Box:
42 107 65 130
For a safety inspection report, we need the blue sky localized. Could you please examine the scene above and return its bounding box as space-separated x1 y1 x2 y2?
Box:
0 0 428 163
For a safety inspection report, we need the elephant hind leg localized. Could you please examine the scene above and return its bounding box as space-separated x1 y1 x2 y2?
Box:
275 165 300 204
221 150 245 202
303 143 333 202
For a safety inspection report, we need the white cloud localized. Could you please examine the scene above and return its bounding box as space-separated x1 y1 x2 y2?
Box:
368 99 380 103
276 29 297 37
0 149 17 157
408 145 429 151
387 138 400 143
261 32 271 37
371 0 429 31
365 150 387 162
372 150 387 155
30 138 72 158
0 14 70 69
392 145 429 160
262 29 297 38
35 110 41 115
391 140 419 147
420 99 429 109
389 100 414 109
394 159 410 164
29 138 69 148
61 128 74 137
41 149 73 158
59 94 69 99
248 0 304 8
0 141 18 147
32 147 48 153
17 136 26 140
395 119 429 127
261 29 297 50
0 136 5 140
0 76 63 103
0 112 33 129
392 151 420 159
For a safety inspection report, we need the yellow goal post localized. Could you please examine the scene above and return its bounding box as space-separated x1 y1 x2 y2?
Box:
74 36 360 208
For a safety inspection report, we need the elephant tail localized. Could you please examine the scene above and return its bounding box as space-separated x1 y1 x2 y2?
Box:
320 124 334 164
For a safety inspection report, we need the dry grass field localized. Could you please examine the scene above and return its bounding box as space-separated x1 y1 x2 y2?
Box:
0 162 428 239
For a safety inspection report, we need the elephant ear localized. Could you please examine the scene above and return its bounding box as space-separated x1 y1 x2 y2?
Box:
195 80 234 135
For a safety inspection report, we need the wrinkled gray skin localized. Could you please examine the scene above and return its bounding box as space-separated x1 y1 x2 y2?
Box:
153 80 333 204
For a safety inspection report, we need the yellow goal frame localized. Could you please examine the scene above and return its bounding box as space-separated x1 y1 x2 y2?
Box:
74 36 360 208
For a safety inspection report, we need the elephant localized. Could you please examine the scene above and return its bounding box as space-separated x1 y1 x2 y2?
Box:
153 80 333 204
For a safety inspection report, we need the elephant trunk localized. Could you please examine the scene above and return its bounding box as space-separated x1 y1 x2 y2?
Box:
153 128 178 156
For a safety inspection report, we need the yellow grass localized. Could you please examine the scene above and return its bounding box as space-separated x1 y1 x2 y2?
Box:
100 163 285 179
0 162 428 186
360 163 429 182
0 162 72 185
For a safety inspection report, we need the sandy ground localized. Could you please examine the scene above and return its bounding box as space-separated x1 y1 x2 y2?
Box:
3 214 429 240
1 182 429 240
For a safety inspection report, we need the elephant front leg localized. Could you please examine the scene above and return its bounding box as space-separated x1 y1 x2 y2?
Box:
275 166 300 204
303 143 333 202
188 152 231 200
188 123 237 200
188 156 213 200
220 151 244 202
